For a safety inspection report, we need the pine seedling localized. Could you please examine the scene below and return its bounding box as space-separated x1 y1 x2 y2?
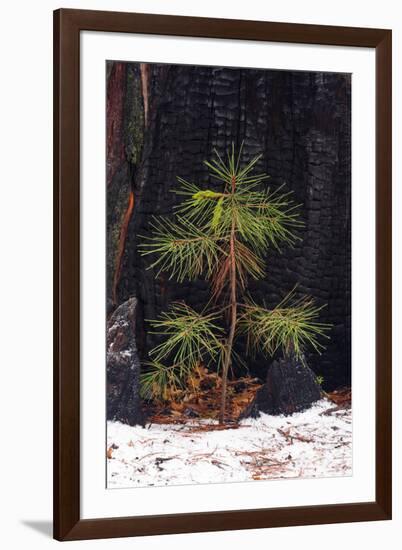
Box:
140 145 331 422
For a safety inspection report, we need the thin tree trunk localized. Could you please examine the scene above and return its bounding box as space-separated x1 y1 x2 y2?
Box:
219 178 237 424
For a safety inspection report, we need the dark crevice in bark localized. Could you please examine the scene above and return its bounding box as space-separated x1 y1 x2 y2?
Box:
111 190 134 306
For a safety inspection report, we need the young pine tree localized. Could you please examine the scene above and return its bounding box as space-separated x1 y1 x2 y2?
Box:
140 146 330 423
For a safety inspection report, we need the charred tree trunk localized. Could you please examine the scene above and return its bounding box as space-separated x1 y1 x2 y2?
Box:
106 62 151 311
107 62 351 391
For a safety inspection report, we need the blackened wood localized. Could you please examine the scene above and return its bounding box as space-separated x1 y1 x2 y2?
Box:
114 64 351 390
241 357 321 419
106 297 143 426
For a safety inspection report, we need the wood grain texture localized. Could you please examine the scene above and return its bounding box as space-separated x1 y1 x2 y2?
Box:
53 8 392 541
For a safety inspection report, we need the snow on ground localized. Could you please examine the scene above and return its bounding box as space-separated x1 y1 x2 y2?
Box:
107 399 351 488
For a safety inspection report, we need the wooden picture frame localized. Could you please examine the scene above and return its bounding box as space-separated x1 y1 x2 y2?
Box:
53 8 392 541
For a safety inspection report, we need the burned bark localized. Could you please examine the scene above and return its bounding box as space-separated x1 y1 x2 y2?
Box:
106 62 149 310
107 297 144 426
106 62 351 390
241 357 322 419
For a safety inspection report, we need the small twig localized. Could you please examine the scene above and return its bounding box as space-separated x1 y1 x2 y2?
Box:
319 405 351 416
277 427 313 443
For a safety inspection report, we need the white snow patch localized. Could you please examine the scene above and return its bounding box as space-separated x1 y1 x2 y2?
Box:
107 399 352 488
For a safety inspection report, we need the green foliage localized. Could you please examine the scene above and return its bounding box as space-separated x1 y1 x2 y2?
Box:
171 147 302 256
239 289 332 360
140 217 221 282
148 302 224 369
140 303 224 400
316 375 325 386
211 196 224 232
140 361 184 401
203 148 302 253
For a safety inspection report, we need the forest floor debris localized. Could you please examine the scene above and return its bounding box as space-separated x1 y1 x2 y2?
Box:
142 368 263 423
107 398 352 488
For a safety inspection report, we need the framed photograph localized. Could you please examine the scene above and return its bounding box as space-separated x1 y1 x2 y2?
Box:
53 8 392 541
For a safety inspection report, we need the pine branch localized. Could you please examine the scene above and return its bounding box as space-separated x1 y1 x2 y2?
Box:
239 289 332 359
173 177 226 225
140 361 184 401
139 216 222 281
148 302 224 369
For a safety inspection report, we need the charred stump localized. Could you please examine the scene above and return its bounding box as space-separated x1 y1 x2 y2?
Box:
107 297 144 425
241 356 322 419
